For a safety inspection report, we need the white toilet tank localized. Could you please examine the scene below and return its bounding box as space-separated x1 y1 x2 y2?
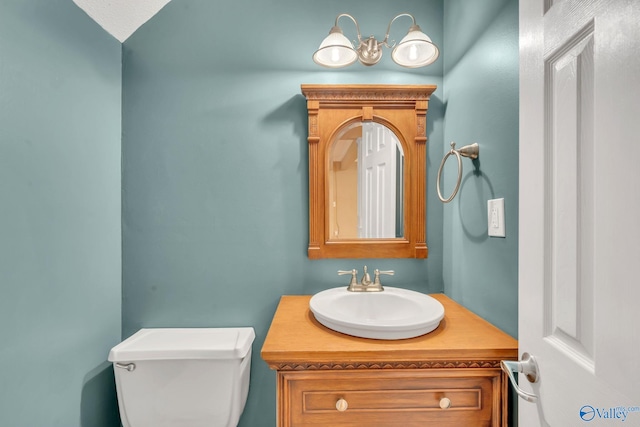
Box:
108 327 255 427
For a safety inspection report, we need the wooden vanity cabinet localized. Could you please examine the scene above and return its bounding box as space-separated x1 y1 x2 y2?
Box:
262 294 518 427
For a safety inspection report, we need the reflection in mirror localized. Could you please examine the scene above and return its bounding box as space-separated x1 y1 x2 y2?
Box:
329 123 404 239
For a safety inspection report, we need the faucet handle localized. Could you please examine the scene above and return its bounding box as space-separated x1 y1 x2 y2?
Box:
338 269 358 287
373 269 394 285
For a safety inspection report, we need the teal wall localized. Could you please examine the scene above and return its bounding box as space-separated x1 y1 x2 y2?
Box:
442 0 519 338
0 1 122 426
121 0 443 425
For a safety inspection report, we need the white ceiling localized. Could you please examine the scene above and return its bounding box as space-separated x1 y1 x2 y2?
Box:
72 0 173 42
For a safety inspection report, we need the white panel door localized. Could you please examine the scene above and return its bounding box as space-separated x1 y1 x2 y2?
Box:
358 123 397 238
517 0 640 425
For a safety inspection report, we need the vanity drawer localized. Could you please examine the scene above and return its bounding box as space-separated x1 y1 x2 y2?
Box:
278 369 504 427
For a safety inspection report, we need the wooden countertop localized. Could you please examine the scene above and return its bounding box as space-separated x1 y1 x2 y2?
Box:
261 294 518 370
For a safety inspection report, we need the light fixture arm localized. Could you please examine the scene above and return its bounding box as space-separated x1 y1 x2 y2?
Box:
333 13 363 45
331 13 387 66
380 13 418 49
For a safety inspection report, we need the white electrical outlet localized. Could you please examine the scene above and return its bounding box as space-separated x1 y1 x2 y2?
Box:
488 198 506 237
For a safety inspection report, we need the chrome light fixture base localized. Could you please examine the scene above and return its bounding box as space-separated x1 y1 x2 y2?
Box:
357 36 383 66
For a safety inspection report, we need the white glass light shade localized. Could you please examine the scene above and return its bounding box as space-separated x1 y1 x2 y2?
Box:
391 27 440 68
313 27 358 68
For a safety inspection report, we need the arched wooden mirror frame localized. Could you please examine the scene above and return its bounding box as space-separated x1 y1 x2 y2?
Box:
301 84 437 259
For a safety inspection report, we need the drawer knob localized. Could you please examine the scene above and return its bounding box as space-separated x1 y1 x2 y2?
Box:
336 398 349 412
439 397 451 409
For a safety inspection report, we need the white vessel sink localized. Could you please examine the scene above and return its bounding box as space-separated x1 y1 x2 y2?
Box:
309 287 445 340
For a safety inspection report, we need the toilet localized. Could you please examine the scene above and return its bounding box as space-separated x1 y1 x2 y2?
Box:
108 327 255 427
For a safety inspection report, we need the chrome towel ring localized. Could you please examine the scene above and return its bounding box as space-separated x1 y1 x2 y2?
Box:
436 142 479 203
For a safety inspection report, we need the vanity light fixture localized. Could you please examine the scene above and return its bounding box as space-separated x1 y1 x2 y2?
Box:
313 13 440 69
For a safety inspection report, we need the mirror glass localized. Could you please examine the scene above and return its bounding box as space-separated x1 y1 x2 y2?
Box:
328 122 404 239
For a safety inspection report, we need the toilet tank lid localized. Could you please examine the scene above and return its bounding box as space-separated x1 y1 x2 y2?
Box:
108 327 255 362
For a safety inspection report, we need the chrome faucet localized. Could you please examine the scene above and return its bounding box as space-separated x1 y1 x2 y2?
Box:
360 266 372 286
338 266 394 292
